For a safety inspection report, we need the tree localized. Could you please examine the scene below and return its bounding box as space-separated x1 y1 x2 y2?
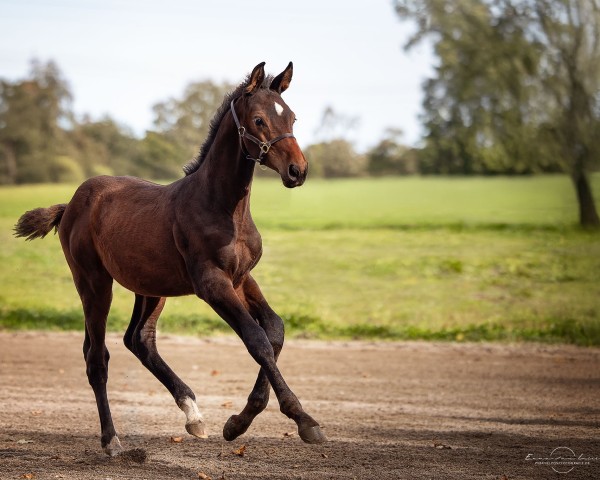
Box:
395 0 600 227
152 80 233 164
367 128 418 175
0 59 73 183
529 0 600 227
305 106 366 178
68 116 140 177
305 139 367 178
133 131 184 179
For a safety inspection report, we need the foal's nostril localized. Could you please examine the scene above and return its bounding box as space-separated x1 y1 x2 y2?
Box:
288 164 301 179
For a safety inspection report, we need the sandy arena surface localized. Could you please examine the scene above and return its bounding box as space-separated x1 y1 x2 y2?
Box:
0 331 599 479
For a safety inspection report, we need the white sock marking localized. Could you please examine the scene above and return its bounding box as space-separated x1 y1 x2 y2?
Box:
180 396 203 424
274 102 284 116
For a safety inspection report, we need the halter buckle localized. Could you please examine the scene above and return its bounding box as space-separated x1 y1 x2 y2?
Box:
238 126 246 137
259 142 270 154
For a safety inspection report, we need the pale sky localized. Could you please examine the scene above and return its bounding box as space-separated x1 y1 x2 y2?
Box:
0 0 434 151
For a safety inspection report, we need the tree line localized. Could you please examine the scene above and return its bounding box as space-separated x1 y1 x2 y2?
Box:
1 57 582 185
394 0 600 227
0 59 414 185
0 59 232 183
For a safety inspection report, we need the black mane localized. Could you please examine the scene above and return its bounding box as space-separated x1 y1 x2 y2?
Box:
183 73 274 176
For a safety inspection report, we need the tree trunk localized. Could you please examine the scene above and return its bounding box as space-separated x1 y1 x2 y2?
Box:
572 171 600 228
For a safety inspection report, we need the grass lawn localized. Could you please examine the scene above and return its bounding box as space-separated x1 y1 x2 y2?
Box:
1 175 599 345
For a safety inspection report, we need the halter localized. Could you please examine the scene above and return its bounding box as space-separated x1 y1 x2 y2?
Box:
230 99 295 165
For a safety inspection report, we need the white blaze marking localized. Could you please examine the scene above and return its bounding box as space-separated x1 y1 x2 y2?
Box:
180 396 203 424
274 102 284 116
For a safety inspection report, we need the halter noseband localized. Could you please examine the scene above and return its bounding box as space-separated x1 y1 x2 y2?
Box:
230 99 295 165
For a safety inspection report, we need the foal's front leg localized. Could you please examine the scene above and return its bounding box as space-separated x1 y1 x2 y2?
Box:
223 276 284 441
197 271 325 444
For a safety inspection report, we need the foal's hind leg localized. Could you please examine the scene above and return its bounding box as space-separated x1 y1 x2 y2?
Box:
223 276 284 441
75 268 122 456
124 294 207 438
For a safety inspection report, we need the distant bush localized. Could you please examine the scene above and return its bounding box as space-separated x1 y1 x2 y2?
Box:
304 139 367 178
89 164 114 177
48 156 84 183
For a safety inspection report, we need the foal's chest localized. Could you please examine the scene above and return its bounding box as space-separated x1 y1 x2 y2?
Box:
231 229 262 285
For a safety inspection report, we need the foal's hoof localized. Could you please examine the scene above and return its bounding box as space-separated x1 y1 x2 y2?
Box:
103 436 123 457
223 415 249 442
186 421 208 439
298 425 327 444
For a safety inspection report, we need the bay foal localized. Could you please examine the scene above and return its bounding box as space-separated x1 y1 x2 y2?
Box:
15 62 325 456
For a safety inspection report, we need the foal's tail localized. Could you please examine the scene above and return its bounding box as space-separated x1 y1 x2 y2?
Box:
14 204 67 241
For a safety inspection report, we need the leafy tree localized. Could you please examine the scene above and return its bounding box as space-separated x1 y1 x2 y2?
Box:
47 155 85 183
305 106 366 178
68 116 140 177
367 128 418 175
152 80 233 163
394 0 600 227
133 131 184 179
528 0 600 226
395 0 546 174
0 59 73 183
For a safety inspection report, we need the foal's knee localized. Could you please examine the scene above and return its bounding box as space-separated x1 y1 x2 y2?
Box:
262 313 284 354
243 326 277 366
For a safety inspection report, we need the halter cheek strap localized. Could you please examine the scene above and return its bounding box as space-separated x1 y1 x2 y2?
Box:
230 99 295 165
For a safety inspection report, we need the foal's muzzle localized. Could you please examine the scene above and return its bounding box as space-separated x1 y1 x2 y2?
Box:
289 164 301 181
284 162 307 188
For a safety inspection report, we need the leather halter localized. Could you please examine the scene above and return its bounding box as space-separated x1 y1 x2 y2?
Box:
230 99 295 165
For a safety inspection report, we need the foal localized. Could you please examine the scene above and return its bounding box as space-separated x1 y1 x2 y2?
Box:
15 62 325 456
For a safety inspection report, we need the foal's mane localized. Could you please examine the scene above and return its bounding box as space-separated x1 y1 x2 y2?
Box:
183 73 274 176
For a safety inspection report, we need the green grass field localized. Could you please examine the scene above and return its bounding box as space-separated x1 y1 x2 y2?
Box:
1 175 599 345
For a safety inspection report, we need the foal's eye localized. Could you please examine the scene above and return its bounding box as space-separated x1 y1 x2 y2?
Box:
254 117 264 126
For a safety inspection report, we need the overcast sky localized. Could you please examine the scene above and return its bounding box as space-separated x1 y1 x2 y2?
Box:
0 0 434 151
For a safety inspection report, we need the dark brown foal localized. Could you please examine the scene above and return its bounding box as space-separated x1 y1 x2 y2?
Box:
15 62 325 456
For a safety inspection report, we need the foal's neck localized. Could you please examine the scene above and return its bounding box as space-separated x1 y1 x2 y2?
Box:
193 121 256 219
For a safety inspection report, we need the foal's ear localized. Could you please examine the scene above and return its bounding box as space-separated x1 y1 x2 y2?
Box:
245 62 266 95
270 62 293 94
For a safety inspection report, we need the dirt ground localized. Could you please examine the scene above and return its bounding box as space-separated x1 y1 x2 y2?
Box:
0 331 598 480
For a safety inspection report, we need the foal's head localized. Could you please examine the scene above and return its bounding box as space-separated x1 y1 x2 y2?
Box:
234 62 307 188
